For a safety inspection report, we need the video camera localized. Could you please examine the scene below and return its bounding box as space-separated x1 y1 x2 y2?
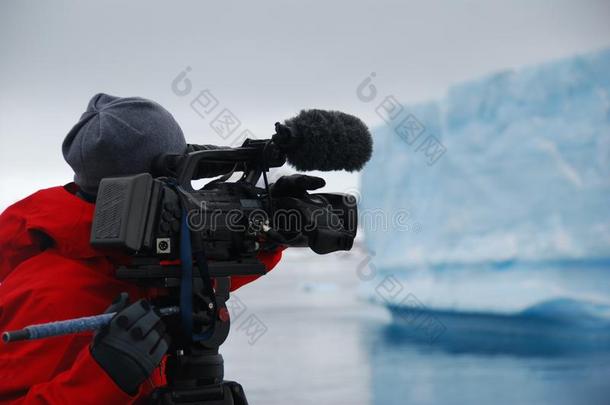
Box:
89 109 372 278
89 149 357 277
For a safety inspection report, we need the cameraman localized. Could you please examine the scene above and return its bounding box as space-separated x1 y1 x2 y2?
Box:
0 94 283 404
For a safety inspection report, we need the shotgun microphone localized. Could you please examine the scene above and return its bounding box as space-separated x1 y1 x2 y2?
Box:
273 109 373 172
155 109 373 178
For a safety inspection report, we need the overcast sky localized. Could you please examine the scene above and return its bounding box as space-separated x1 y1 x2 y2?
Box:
1 0 609 210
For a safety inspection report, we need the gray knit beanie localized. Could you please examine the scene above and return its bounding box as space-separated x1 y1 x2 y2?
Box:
62 93 187 195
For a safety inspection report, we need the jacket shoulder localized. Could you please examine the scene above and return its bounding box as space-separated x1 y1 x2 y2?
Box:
0 185 100 282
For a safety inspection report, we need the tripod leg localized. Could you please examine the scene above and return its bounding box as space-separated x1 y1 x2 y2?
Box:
225 381 249 405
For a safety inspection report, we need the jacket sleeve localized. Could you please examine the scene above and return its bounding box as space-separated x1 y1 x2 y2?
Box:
229 248 284 291
0 200 44 283
0 251 157 404
3 347 140 405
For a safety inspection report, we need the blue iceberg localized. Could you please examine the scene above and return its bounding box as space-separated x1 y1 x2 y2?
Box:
360 48 610 336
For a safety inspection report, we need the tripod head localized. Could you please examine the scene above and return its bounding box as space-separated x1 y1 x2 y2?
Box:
114 235 246 404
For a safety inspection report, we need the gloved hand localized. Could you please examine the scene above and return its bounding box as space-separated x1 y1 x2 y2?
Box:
269 174 325 198
90 293 170 395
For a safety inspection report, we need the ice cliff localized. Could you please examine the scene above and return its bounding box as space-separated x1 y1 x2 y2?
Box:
360 48 610 316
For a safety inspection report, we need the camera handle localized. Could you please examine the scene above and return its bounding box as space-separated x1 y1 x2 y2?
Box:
175 140 286 191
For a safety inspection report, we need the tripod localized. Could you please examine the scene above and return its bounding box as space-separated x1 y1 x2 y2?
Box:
113 208 270 405
148 276 249 405
150 348 248 405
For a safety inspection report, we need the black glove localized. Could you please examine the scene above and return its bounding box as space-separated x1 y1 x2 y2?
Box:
90 293 170 395
269 174 325 198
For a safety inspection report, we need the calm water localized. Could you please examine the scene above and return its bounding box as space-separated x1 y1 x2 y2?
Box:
221 252 610 405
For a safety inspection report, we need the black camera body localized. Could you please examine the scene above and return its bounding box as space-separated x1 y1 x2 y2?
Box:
90 139 358 278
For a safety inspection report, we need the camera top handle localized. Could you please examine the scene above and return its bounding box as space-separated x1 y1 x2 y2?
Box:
155 139 287 191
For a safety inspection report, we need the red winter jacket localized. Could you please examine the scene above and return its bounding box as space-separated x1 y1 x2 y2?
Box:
0 184 282 404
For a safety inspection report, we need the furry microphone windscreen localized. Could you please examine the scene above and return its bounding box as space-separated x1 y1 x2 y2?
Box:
283 109 373 172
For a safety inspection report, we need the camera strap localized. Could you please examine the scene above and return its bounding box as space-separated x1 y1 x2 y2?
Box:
178 211 215 341
164 179 217 342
